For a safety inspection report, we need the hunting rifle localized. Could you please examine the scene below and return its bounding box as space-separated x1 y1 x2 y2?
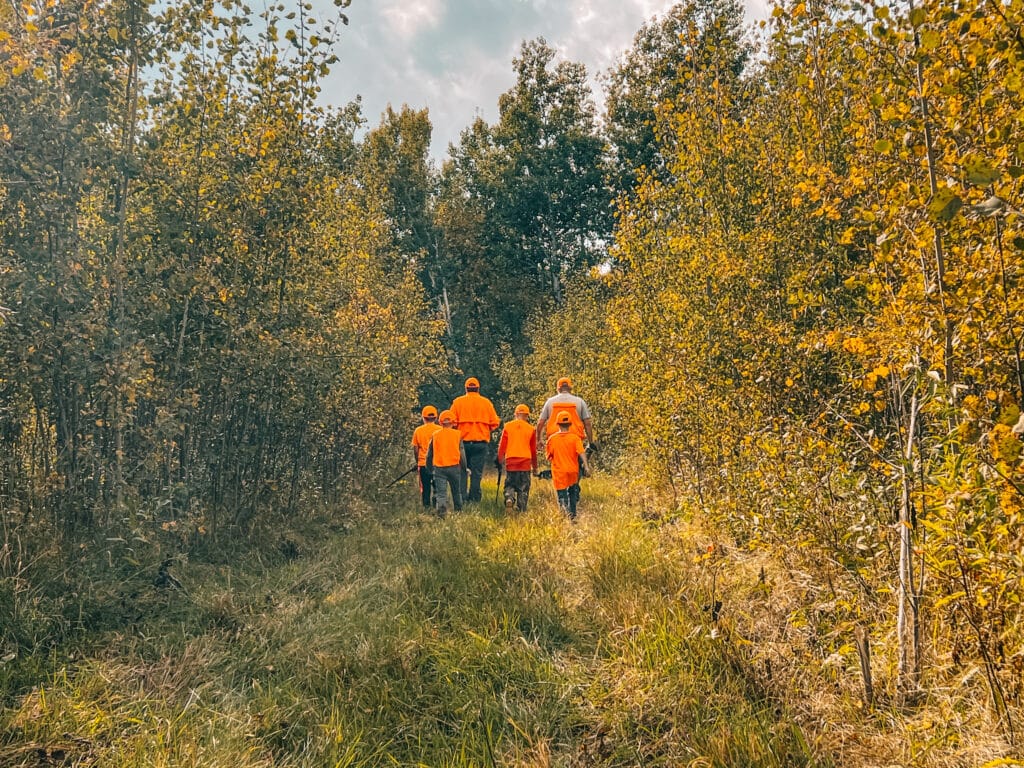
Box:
381 465 417 490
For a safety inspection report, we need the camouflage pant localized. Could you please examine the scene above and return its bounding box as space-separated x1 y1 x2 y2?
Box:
503 470 532 512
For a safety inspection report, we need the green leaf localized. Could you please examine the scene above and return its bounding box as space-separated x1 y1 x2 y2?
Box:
928 188 962 222
963 156 1000 186
919 29 940 51
873 139 893 153
909 8 927 28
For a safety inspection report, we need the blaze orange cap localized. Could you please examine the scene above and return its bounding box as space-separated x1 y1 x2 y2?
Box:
421 406 438 419
556 412 572 425
556 376 572 389
465 377 480 389
514 404 530 416
439 409 455 424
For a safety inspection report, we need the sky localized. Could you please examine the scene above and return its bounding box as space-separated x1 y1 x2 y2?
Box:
313 0 772 162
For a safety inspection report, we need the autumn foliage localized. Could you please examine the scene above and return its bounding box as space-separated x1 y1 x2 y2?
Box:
518 0 1024 739
3 0 1024 750
0 0 443 535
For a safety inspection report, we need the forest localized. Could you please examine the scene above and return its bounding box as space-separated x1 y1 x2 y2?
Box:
1 0 1023 765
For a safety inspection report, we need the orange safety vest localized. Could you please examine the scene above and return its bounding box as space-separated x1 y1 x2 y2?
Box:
412 422 442 467
429 427 463 468
545 430 585 490
450 392 500 442
498 420 537 472
545 401 586 440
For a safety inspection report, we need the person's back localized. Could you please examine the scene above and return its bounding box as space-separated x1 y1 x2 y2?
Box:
544 399 587 440
412 406 442 509
429 426 463 468
412 421 442 462
499 418 536 472
426 410 466 518
544 412 589 521
546 430 585 490
450 391 500 441
449 377 500 502
498 404 538 513
536 377 593 446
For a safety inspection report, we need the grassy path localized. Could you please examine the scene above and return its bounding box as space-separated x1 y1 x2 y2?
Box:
1 475 828 767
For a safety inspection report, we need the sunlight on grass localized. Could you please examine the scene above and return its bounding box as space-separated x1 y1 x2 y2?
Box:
1 472 826 767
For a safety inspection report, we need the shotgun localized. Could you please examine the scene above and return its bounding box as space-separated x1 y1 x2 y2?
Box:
381 465 417 491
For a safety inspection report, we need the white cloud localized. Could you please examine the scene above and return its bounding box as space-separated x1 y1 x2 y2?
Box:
379 0 443 41
317 0 773 160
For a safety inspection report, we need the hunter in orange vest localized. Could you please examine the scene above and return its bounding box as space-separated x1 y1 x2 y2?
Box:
411 405 442 509
497 404 538 513
426 410 466 518
535 376 594 447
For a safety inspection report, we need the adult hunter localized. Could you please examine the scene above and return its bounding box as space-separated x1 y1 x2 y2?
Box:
535 376 595 449
449 377 500 503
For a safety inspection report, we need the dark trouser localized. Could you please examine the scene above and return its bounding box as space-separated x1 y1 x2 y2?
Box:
433 465 462 515
556 483 581 520
462 441 488 502
418 466 433 508
504 470 532 512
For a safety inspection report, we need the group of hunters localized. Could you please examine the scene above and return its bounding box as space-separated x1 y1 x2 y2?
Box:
410 377 594 521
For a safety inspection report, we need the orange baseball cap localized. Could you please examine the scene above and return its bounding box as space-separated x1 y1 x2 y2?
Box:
556 412 572 424
556 376 572 389
514 404 530 416
465 377 480 389
421 406 438 418
439 409 455 423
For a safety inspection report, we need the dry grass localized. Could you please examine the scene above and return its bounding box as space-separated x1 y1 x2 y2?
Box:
0 470 1018 766
647 501 1022 768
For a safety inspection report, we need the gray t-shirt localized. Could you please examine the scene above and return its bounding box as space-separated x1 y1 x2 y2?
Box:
538 392 591 422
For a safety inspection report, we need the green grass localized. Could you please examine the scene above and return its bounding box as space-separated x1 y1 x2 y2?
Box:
0 475 826 767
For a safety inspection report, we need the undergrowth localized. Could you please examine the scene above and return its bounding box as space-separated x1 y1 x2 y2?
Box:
1 473 1000 766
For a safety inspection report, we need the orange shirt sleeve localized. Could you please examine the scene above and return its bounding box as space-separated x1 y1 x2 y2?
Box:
497 427 509 462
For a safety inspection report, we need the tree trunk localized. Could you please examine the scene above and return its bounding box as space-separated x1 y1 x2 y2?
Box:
897 385 921 698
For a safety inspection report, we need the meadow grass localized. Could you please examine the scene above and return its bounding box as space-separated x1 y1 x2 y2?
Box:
1 474 825 767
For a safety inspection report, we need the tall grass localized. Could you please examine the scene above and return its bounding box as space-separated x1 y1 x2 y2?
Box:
1 475 824 767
